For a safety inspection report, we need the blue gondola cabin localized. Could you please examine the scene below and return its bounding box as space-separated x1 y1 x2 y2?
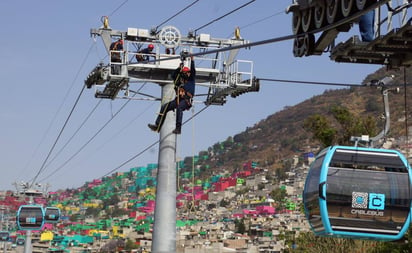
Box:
303 146 412 241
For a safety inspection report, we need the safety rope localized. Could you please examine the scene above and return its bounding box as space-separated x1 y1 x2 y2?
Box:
190 105 196 213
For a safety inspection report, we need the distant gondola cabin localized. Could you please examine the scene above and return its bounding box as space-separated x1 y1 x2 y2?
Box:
16 205 45 230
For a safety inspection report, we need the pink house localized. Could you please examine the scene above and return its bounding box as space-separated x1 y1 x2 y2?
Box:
256 206 275 215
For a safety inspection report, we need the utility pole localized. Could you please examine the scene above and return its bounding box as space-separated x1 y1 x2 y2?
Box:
0 206 6 253
14 182 45 253
85 18 258 253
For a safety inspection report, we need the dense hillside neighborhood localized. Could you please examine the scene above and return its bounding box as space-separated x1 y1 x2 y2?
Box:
3 74 412 252
1 154 315 252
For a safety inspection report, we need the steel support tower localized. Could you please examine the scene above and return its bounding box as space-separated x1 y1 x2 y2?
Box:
287 0 412 69
85 19 259 253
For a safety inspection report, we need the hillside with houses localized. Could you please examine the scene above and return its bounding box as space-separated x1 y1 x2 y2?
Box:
2 67 412 252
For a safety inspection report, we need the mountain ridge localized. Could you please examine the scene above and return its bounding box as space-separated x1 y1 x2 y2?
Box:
186 66 412 179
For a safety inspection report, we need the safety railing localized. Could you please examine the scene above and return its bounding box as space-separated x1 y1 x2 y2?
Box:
109 50 126 76
375 0 411 38
226 60 254 87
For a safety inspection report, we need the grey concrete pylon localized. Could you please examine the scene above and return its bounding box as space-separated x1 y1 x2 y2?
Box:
152 82 177 253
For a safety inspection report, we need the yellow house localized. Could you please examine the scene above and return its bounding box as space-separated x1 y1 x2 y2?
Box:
40 231 54 242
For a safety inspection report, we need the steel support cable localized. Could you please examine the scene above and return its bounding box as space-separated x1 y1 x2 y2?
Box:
224 10 284 38
70 1 391 184
19 43 97 184
193 0 256 34
108 0 129 17
155 0 201 32
146 32 297 65
258 78 363 87
39 83 151 182
39 92 137 182
30 84 87 188
43 100 103 170
98 104 210 179
258 77 412 87
76 101 156 161
403 67 409 158
190 107 196 212
146 1 387 65
29 43 97 186
240 11 284 30
49 85 155 177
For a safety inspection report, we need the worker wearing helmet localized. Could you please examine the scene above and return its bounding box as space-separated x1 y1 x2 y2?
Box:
148 56 196 134
136 44 156 62
109 38 124 74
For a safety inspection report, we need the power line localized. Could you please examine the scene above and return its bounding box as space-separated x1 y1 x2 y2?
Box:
43 100 103 171
150 1 394 65
155 0 201 32
46 2 396 186
109 0 129 17
240 11 284 30
30 85 86 188
258 78 363 87
38 94 134 182
225 10 284 38
194 0 256 34
70 101 156 168
38 85 153 182
28 43 96 187
46 85 155 180
18 43 96 183
98 104 210 179
258 77 412 87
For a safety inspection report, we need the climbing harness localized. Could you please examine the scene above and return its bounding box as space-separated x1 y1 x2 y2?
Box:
154 54 191 132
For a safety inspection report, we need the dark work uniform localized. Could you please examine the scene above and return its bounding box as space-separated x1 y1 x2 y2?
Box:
149 60 196 134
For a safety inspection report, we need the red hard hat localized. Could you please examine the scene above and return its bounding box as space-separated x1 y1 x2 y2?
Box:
148 44 154 49
182 66 190 72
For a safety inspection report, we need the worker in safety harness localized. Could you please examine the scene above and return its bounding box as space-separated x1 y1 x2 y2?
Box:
109 39 124 74
148 55 195 134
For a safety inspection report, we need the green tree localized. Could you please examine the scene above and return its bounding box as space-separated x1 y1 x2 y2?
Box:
234 218 246 234
85 207 100 218
270 187 286 208
304 105 378 146
125 239 138 250
303 114 337 147
294 232 377 253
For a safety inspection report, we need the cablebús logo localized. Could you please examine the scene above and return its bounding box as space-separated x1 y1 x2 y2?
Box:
351 192 385 216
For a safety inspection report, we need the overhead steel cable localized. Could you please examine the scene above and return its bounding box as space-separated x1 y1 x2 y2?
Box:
43 100 103 170
19 42 96 184
258 78 363 87
146 1 387 66
48 0 390 186
108 0 129 17
258 77 412 87
30 84 87 188
403 67 409 158
194 0 256 34
155 0 201 32
224 11 284 38
29 42 97 187
144 30 303 65
98 104 210 179
69 101 156 167
38 93 136 182
239 11 284 30
39 83 151 182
